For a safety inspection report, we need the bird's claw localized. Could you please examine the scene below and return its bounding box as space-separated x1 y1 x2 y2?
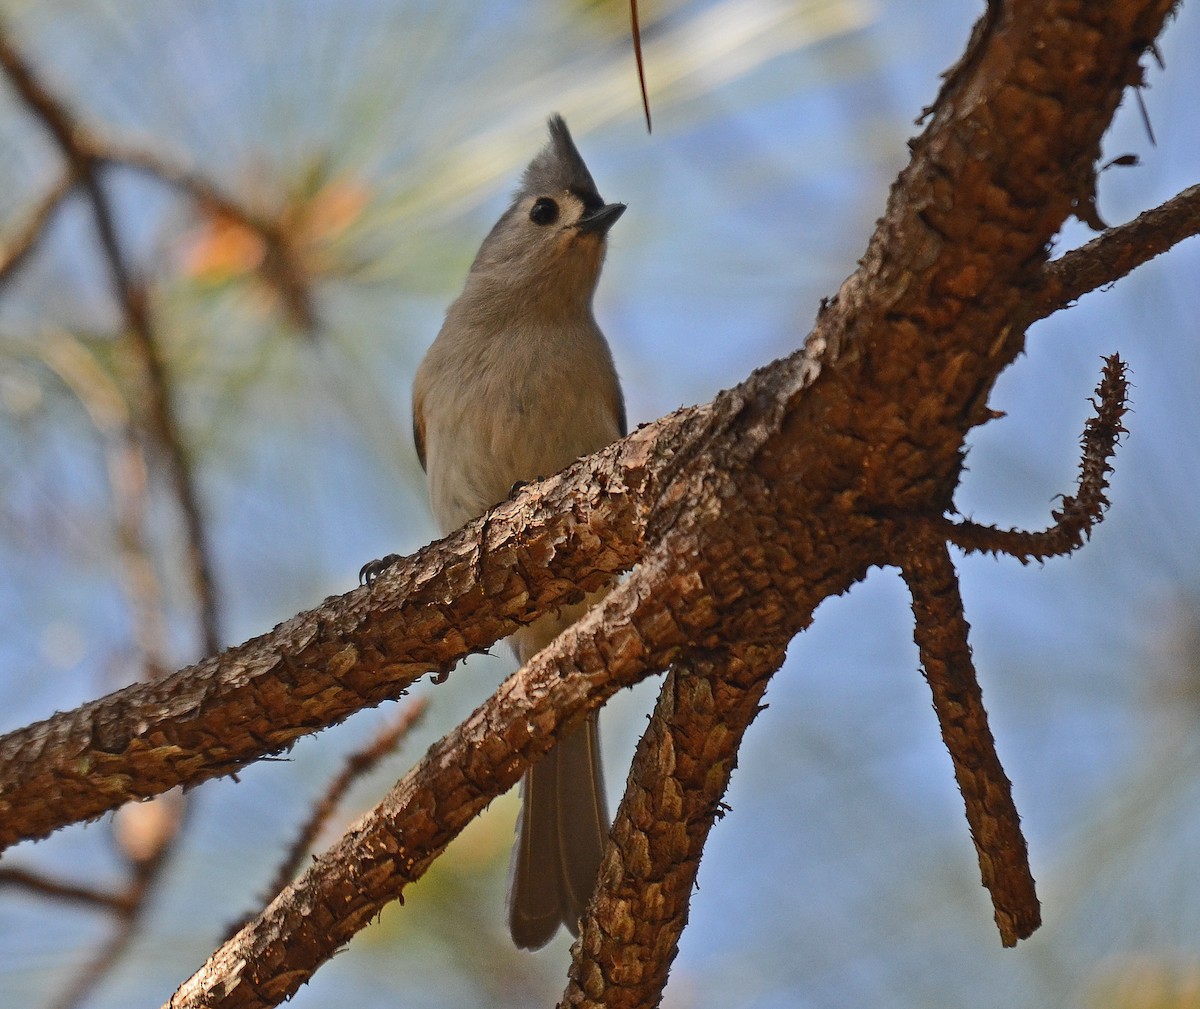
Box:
359 553 402 586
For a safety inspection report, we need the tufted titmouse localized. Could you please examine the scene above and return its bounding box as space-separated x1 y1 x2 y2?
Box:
412 116 626 949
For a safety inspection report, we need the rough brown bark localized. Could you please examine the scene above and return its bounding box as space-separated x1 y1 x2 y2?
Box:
164 457 814 1009
903 539 1039 945
0 155 1187 861
165 558 722 1008
1026 183 1200 324
562 642 789 1009
0 1 1193 1006
0 418 668 849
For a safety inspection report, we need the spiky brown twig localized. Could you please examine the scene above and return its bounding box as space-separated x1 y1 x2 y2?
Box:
895 354 1130 945
947 354 1129 562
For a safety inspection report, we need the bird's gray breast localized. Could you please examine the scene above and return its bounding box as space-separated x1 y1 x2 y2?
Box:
420 317 621 534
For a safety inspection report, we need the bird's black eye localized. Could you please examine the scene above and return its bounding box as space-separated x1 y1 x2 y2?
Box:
529 197 559 225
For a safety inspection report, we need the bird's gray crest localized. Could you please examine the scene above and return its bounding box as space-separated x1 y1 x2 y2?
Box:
520 115 602 204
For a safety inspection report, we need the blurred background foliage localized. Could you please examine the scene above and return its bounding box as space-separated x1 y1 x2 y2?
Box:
0 0 1199 1007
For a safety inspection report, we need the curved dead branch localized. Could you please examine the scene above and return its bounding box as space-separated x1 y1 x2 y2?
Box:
947 354 1130 561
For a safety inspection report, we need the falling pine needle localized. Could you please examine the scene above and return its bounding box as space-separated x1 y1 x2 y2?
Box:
631 0 652 132
1134 84 1156 146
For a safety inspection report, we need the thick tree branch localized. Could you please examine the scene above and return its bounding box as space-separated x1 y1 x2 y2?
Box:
0 415 676 850
164 561 715 1009
901 540 1039 947
756 1 1171 500
0 158 1174 852
563 641 788 1009
167 449 824 1009
0 0 1185 869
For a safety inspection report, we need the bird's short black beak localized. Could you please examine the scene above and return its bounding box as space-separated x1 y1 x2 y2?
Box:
576 202 626 236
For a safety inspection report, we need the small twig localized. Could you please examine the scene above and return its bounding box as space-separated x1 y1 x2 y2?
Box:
0 866 133 914
901 539 1040 947
0 171 74 286
1024 185 1200 327
946 355 1129 561
254 697 429 913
